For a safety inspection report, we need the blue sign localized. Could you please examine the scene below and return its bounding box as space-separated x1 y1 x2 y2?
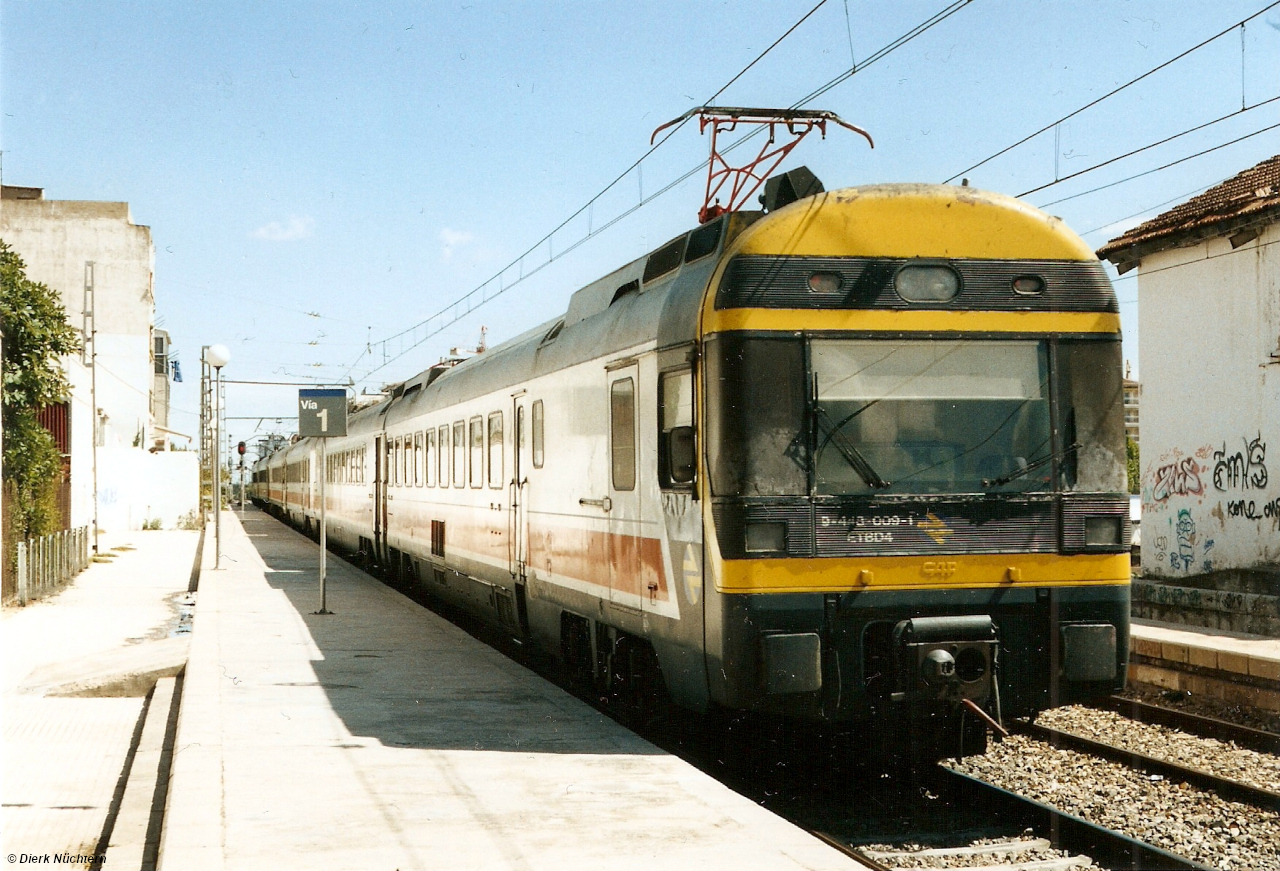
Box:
298 389 348 437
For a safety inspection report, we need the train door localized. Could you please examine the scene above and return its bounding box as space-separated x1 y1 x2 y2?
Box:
374 434 388 563
606 363 644 610
509 393 529 580
510 393 531 637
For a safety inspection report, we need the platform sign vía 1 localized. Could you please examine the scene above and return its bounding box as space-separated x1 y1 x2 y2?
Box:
298 389 347 438
298 388 346 614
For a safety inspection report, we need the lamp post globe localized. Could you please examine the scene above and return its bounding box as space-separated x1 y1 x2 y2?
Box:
206 343 230 568
206 344 231 369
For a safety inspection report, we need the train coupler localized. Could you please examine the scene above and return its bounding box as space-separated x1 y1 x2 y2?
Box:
889 615 998 707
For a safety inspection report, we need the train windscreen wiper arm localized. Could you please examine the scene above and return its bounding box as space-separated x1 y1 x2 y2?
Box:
983 442 1080 488
814 405 891 490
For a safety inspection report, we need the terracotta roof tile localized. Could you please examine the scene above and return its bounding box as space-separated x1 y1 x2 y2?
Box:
1097 153 1280 260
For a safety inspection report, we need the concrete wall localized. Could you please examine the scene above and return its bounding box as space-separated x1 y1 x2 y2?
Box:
1 196 180 534
96 448 199 531
1138 220 1280 578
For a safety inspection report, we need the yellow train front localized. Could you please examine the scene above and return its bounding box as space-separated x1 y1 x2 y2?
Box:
700 181 1130 758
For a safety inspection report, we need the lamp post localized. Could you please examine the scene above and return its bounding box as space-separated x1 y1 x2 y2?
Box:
204 344 231 568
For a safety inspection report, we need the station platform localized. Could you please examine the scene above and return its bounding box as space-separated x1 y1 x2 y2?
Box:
158 508 866 871
2 529 199 867
1129 619 1280 712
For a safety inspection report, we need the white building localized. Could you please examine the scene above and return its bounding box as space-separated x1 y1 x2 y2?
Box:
0 186 198 533
1123 371 1141 444
1098 155 1280 579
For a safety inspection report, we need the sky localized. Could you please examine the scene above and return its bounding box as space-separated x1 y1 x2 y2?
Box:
3 0 1279 454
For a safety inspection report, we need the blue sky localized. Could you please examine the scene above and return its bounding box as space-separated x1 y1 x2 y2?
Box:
4 1 1279 450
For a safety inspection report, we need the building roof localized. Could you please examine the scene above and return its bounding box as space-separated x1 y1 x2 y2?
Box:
1097 153 1280 266
2 185 44 200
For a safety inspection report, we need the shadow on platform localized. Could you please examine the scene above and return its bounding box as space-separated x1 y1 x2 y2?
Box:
232 507 662 756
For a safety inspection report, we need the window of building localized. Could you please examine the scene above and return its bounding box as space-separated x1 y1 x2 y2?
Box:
532 399 545 468
488 411 504 489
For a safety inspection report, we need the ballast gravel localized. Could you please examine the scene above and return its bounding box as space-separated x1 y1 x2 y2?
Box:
858 835 1083 869
948 732 1280 871
1122 686 1280 735
1037 705 1280 795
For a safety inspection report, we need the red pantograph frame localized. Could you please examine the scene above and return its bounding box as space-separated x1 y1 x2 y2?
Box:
651 107 873 223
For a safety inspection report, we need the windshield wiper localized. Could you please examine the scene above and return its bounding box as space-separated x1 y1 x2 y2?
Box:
815 404 891 490
983 442 1080 488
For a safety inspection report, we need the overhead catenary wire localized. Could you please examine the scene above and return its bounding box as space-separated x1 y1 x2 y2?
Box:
346 0 835 383
349 0 976 386
1035 119 1280 209
942 0 1280 185
1016 94 1280 198
1076 178 1222 238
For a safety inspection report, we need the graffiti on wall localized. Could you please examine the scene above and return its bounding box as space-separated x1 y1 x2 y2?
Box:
1152 457 1204 502
1146 432 1277 576
1229 496 1280 521
1212 434 1268 491
1170 509 1197 571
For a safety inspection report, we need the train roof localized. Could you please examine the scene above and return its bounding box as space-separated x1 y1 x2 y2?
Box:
731 183 1097 261
257 182 1100 464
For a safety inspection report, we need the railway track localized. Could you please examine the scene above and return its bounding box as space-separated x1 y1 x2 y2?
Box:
1017 717 1280 812
812 767 1211 870
1093 695 1280 755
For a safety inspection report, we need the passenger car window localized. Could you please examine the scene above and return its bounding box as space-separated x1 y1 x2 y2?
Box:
488 412 504 489
438 426 449 487
532 400 545 468
610 378 636 491
452 422 465 488
425 430 434 487
469 417 484 489
660 369 695 487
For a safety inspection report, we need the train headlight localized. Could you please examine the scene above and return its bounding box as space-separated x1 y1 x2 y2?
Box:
807 271 842 293
1012 275 1045 295
1084 516 1123 546
922 648 956 684
895 264 959 302
744 522 787 554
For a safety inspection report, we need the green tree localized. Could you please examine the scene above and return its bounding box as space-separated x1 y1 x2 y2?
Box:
1 240 80 539
1126 436 1140 496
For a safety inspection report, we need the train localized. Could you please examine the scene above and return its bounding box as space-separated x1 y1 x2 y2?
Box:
252 168 1131 759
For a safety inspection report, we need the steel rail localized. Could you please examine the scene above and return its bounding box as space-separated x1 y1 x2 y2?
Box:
810 829 894 871
1095 695 1280 755
935 767 1214 871
1018 721 1280 812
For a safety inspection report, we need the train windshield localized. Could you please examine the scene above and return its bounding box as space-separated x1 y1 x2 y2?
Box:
705 335 1125 497
812 340 1052 495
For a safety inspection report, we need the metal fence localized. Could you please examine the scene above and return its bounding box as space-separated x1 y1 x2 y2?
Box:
13 526 91 605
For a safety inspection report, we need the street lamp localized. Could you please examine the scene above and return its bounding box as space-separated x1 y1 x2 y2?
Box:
205 344 230 568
